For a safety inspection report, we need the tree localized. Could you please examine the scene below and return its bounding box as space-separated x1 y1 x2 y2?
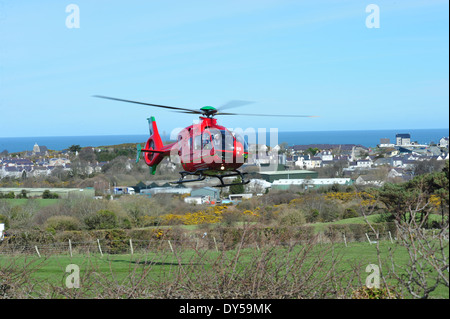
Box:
69 145 82 153
78 147 96 163
425 161 449 226
278 142 289 154
362 161 449 299
306 147 319 156
413 159 444 176
69 158 92 178
42 189 59 199
376 161 449 225
18 189 28 199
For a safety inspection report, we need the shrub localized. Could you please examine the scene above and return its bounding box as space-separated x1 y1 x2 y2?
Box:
16 190 28 199
7 206 34 229
140 215 162 227
6 229 55 245
42 190 59 199
279 208 306 226
305 209 320 223
0 192 15 199
342 208 359 219
324 224 367 242
352 286 401 299
0 214 10 229
104 229 128 254
46 216 81 232
221 210 240 226
84 210 118 230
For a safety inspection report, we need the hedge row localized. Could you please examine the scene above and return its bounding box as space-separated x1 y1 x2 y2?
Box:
324 222 397 242
1 223 397 253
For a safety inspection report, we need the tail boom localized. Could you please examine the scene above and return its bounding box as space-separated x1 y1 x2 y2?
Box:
136 116 173 175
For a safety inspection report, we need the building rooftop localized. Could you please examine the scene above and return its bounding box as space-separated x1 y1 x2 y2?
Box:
260 170 317 175
272 178 352 186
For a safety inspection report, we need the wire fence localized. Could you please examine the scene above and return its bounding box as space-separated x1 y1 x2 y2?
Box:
1 229 447 257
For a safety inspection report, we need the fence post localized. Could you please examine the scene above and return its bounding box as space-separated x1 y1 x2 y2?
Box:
129 238 134 255
388 231 394 244
213 237 218 252
343 233 347 247
168 240 174 253
69 239 73 257
365 233 372 245
35 245 41 258
97 239 103 257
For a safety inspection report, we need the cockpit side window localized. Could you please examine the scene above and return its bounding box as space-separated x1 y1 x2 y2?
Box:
202 131 213 150
194 134 202 150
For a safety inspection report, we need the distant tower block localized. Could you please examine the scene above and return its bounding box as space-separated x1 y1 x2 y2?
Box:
396 133 411 146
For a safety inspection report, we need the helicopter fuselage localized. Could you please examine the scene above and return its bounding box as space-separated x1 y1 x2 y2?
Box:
142 116 248 175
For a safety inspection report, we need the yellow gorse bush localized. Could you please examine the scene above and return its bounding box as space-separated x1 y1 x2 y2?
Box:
161 205 228 225
289 198 304 206
152 228 164 239
160 205 261 225
429 194 442 207
242 208 260 217
324 191 376 206
324 192 354 202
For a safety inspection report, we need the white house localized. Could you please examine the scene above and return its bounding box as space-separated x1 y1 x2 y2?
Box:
245 179 272 193
439 137 449 149
392 157 403 167
294 156 308 169
388 168 403 179
317 150 333 161
303 156 322 169
379 138 395 148
49 157 71 166
357 159 372 168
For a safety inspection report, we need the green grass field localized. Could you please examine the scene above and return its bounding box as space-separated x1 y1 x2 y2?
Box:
2 240 448 299
310 213 445 233
1 198 447 298
1 198 60 207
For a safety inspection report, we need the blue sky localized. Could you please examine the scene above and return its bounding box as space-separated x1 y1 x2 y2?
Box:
0 0 448 137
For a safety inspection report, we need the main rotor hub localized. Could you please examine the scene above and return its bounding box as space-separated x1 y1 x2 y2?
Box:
200 106 217 117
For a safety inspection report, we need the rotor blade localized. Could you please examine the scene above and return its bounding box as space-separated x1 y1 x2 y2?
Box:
217 112 319 117
217 100 255 112
93 95 199 113
173 110 204 114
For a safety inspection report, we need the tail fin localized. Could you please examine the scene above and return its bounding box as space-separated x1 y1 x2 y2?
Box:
136 116 166 175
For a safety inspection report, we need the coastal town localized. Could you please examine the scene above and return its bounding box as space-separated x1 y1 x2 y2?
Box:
1 1 448 302
0 133 448 197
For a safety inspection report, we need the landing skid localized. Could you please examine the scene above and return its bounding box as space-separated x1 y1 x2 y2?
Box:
171 169 250 188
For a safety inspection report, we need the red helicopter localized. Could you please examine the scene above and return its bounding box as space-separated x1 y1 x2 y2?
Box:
94 96 316 187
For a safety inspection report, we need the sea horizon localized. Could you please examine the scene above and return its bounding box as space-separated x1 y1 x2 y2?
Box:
0 128 448 154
